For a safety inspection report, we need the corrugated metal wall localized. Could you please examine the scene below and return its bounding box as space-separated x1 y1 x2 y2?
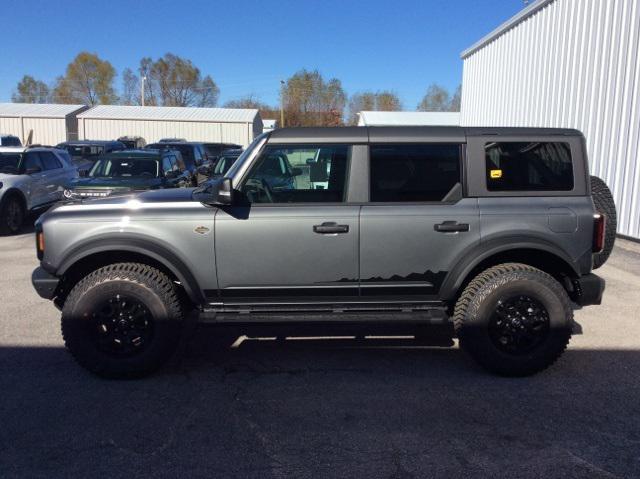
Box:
0 117 69 145
78 119 254 147
461 0 640 239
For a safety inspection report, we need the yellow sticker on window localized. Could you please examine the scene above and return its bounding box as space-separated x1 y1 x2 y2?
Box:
490 169 503 179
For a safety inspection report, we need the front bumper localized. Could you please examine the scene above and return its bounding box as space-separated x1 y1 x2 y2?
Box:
573 273 605 306
32 266 60 300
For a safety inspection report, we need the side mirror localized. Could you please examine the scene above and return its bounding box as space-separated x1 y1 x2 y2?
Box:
193 177 233 206
291 167 303 177
305 158 315 165
26 166 42 175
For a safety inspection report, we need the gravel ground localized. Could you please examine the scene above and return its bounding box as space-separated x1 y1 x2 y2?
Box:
0 229 639 478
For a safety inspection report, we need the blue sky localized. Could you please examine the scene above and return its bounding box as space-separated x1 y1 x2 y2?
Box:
0 0 524 108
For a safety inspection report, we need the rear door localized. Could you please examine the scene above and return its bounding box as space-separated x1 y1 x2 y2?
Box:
38 151 67 202
359 140 480 300
214 143 360 304
22 152 48 208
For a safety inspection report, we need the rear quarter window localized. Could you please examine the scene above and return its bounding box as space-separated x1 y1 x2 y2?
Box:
485 142 573 191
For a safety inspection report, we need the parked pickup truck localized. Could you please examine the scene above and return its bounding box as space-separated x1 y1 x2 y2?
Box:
31 127 615 378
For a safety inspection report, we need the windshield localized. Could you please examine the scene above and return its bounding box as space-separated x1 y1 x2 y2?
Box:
224 133 268 180
89 157 159 178
0 153 22 174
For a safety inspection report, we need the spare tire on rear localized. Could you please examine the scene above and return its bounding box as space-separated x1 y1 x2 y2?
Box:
590 175 616 269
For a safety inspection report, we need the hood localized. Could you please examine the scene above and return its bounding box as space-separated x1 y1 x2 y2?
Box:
62 186 198 206
67 177 162 190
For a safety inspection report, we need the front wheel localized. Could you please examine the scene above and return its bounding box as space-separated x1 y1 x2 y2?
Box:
61 263 184 378
453 263 572 376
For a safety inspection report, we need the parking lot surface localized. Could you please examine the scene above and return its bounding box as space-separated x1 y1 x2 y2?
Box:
1 229 639 478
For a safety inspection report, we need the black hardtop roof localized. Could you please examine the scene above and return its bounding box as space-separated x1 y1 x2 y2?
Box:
267 126 583 144
104 149 162 159
58 140 125 146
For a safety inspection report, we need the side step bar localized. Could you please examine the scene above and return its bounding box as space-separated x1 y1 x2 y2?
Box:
199 302 450 324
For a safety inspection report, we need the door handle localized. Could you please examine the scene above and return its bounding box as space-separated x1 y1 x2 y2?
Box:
313 222 349 234
434 221 469 233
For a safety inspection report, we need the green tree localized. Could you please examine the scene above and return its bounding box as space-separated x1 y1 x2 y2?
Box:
347 90 402 125
12 75 51 103
53 52 117 105
417 83 451 112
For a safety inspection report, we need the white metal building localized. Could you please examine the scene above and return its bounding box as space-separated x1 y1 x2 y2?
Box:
461 0 640 239
262 119 277 133
357 111 460 126
77 105 263 147
0 103 87 145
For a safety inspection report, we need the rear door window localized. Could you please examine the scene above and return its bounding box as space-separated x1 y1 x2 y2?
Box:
369 144 462 202
485 142 574 191
39 151 63 170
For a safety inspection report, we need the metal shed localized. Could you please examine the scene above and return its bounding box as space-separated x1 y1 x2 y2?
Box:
77 105 263 148
357 111 460 126
0 103 87 145
460 0 640 239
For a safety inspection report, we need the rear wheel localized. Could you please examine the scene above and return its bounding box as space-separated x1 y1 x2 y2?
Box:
454 263 572 376
61 263 183 378
0 195 25 235
590 175 616 269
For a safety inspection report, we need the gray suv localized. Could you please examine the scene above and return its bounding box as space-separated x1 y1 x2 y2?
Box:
0 146 77 234
31 127 612 378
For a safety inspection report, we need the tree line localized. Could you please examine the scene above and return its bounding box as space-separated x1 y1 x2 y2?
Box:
12 52 461 126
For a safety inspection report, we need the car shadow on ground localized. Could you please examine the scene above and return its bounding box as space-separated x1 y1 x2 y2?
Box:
1 326 639 478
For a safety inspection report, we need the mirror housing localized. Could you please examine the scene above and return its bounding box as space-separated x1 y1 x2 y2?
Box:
193 177 233 206
291 167 303 177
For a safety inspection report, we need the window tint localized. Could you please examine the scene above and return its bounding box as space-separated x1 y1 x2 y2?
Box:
485 142 574 191
241 145 350 203
23 152 43 172
39 152 62 170
162 157 173 173
369 144 461 202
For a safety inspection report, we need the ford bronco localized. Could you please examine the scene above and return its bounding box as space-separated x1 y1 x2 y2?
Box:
31 127 613 378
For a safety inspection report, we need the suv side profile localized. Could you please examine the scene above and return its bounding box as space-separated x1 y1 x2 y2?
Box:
63 149 191 199
32 127 610 378
0 146 77 234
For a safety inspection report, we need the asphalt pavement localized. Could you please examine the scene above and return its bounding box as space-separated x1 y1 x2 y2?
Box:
1 229 639 478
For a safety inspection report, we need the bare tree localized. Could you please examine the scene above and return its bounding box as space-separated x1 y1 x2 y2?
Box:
347 90 402 125
417 84 451 112
121 68 140 105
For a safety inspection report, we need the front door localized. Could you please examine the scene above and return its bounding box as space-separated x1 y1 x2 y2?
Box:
359 143 480 299
215 144 358 303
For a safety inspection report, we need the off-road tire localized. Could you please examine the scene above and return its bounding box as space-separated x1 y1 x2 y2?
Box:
0 195 25 235
61 263 183 379
453 263 572 377
590 175 616 269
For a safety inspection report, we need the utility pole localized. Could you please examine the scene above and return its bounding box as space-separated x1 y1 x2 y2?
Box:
280 80 285 128
141 76 147 107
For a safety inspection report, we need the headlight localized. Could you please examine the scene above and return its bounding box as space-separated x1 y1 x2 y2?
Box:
63 189 74 199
